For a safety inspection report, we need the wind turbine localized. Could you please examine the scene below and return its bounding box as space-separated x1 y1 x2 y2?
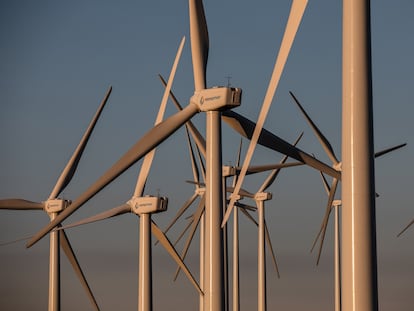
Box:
225 133 303 311
289 91 407 264
318 173 343 311
55 37 204 311
0 86 112 311
253 134 303 311
288 91 406 311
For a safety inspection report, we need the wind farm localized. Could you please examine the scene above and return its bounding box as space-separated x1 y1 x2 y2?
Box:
1 1 413 311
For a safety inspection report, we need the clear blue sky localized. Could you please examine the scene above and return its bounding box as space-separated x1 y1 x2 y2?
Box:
1 0 413 310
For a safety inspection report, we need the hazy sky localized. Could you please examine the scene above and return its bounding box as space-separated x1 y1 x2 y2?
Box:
1 0 413 310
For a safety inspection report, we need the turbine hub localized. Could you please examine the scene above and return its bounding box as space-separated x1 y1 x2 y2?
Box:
333 161 342 171
44 199 71 213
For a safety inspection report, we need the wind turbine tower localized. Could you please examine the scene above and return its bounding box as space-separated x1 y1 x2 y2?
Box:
341 0 378 310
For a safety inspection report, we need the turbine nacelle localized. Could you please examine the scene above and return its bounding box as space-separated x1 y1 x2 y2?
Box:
129 195 168 215
222 165 237 178
44 199 71 213
254 192 272 202
196 187 206 196
191 86 242 112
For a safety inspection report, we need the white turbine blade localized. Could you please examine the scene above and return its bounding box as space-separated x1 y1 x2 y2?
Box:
0 234 35 246
189 0 209 91
56 204 131 231
221 110 339 179
195 142 206 183
243 161 303 176
258 132 303 192
310 173 332 252
238 207 280 277
134 37 185 197
160 192 199 238
374 143 406 158
185 125 200 186
223 0 308 227
310 198 334 254
315 178 339 265
0 199 43 210
397 218 414 237
49 86 112 199
229 138 244 209
27 103 199 248
289 91 340 166
239 207 258 225
150 219 203 295
158 74 206 157
174 195 205 280
319 171 331 195
312 203 333 262
264 220 280 278
186 180 205 187
234 201 257 212
59 230 100 310
230 138 243 191
173 218 195 248
235 138 243 170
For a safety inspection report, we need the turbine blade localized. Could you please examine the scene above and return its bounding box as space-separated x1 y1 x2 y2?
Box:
319 171 331 195
258 132 303 192
150 219 203 295
195 142 206 183
236 138 243 168
243 161 303 176
0 234 34 246
49 86 112 199
161 192 199 237
223 0 308 227
315 178 339 265
59 230 100 310
0 199 43 210
264 220 280 278
225 186 255 199
56 204 131 231
174 195 205 280
27 103 199 248
185 125 200 185
239 207 280 277
374 143 407 158
239 207 258 226
221 110 339 179
234 201 257 212
159 74 206 157
230 138 243 191
289 91 339 166
189 0 209 91
397 218 414 237
186 180 205 187
310 175 335 253
173 218 194 247
134 37 185 197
